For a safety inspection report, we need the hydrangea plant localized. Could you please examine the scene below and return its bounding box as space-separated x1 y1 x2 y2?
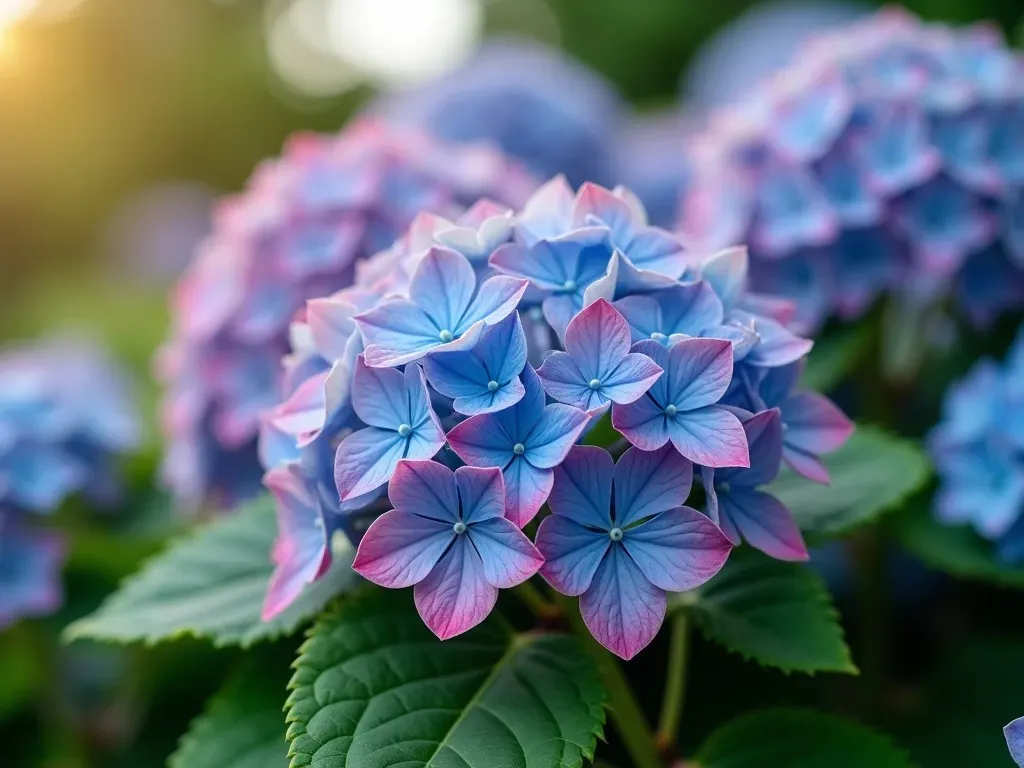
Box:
928 324 1024 563
157 119 535 510
0 338 139 629
679 8 1024 334
259 176 853 659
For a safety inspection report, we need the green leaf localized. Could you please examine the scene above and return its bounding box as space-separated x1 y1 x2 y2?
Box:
800 324 871 393
170 657 290 768
65 495 357 647
896 639 1024 768
892 505 1024 588
768 425 931 536
678 549 855 675
286 590 606 768
697 708 914 768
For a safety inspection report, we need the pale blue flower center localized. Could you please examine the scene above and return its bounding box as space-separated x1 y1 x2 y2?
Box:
718 482 731 494
562 279 577 292
650 332 667 342
513 442 526 455
609 527 623 542
589 378 602 390
487 380 500 392
438 329 454 343
397 423 412 438
453 521 467 535
664 404 678 417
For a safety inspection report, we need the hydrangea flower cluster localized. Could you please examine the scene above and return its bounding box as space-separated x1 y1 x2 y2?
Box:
157 119 536 510
371 38 623 187
679 8 1024 333
261 177 852 658
928 325 1024 563
0 338 140 629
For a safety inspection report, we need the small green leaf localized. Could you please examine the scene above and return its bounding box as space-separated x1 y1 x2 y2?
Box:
170 657 290 768
286 590 606 768
678 549 855 675
801 324 871 393
65 495 357 647
697 708 914 768
769 425 931 536
892 505 1024 588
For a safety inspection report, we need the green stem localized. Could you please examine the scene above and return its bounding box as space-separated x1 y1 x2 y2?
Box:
853 528 886 721
553 594 662 768
656 612 689 755
513 579 560 621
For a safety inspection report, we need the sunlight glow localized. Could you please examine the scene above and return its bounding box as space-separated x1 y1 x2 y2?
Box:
326 0 482 88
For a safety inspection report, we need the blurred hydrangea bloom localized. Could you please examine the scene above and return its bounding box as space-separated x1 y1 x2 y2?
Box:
928 326 1024 562
682 0 869 109
371 38 624 187
261 177 850 657
158 119 536 510
0 338 140 629
680 8 1024 333
612 111 693 228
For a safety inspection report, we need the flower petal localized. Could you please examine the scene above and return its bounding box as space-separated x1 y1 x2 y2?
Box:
459 275 529 332
352 510 454 588
468 517 544 587
611 395 671 451
409 247 477 334
536 352 590 409
414 537 498 640
668 337 734 410
669 406 750 468
718 408 783 487
564 298 632 379
601 352 663 405
624 506 733 591
455 465 505 524
535 514 610 596
490 241 567 290
580 545 666 660
351 357 410 429
524 404 590 469
719 488 808 562
452 378 526 417
1004 716 1024 767
783 391 854 455
613 444 693 528
549 445 614 528
700 246 748 311
486 362 541 433
502 457 554 527
445 413 515 468
355 298 440 368
263 466 331 620
477 312 528 384
389 459 460 522
334 427 408 502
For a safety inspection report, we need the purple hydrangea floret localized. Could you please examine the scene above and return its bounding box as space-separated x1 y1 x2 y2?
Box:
928 326 1024 562
354 460 542 639
680 9 1024 334
158 119 536 510
536 445 732 659
259 177 851 656
0 338 140 628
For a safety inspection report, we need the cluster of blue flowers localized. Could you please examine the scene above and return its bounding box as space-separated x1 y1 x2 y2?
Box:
0 338 140 629
929 324 1024 563
157 119 536 511
679 8 1024 332
260 177 852 658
